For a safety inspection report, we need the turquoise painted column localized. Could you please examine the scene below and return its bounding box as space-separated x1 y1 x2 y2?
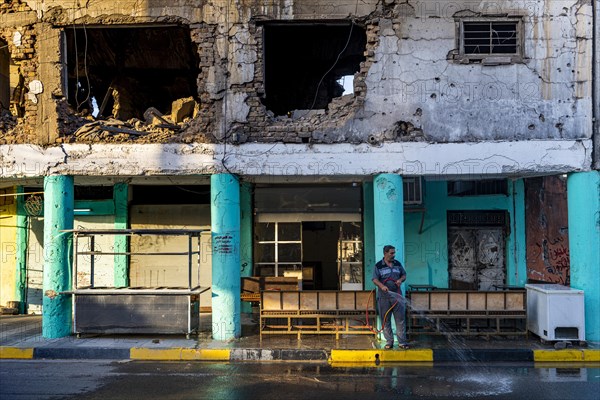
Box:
210 174 241 340
113 183 128 287
15 187 28 314
363 181 375 291
509 179 527 287
240 181 253 314
373 174 405 265
373 174 405 340
567 171 600 341
42 175 74 338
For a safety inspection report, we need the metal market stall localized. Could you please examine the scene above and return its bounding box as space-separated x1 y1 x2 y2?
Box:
63 229 208 338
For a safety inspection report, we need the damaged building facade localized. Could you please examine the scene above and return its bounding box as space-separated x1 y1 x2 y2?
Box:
0 0 599 341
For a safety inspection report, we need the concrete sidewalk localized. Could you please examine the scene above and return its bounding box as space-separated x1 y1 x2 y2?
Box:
1 315 598 363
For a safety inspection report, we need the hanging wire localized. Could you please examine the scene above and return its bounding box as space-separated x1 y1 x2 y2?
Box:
80 22 91 108
308 21 355 112
72 10 80 109
0 191 44 197
72 0 91 112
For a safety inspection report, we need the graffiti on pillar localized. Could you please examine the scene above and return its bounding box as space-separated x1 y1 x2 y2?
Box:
525 176 570 285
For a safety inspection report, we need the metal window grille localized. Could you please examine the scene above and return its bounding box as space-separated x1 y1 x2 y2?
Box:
447 180 508 196
462 20 519 56
403 177 423 205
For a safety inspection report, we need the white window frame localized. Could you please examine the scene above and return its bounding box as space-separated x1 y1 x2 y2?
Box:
255 222 302 277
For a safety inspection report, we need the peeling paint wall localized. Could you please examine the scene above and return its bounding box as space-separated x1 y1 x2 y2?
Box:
0 188 17 307
525 175 570 285
0 1 594 150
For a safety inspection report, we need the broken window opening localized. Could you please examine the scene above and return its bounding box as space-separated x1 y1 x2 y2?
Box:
261 22 366 116
0 40 10 112
337 75 354 95
64 26 200 121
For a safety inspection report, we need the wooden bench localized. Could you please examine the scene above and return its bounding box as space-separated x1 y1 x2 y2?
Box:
407 290 527 338
260 290 377 340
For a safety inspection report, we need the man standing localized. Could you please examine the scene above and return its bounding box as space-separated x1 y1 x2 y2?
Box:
372 245 408 349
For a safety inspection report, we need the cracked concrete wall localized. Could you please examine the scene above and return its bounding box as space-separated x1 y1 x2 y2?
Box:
0 140 591 179
355 0 594 142
19 0 379 24
594 0 599 169
0 0 595 150
35 23 61 144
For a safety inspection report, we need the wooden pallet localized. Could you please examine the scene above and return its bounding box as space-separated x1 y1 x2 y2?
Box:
407 290 527 337
260 290 377 340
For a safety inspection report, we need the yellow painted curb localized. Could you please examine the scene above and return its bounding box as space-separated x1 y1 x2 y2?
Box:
534 349 600 362
0 347 34 359
130 348 230 361
330 349 433 363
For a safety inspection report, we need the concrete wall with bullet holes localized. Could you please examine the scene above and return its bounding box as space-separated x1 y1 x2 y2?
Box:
0 1 594 172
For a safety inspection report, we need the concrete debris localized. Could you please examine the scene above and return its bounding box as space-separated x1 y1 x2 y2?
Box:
290 109 325 120
64 99 201 143
144 107 172 126
73 117 175 141
328 94 355 112
171 97 197 123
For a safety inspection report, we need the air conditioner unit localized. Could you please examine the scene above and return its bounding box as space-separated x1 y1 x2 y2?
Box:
403 177 422 205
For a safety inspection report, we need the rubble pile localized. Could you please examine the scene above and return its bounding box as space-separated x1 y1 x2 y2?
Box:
71 117 179 143
67 97 200 144
0 109 23 144
0 0 30 13
255 94 359 144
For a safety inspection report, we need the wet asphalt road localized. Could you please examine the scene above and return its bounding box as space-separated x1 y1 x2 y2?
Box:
1 360 599 400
